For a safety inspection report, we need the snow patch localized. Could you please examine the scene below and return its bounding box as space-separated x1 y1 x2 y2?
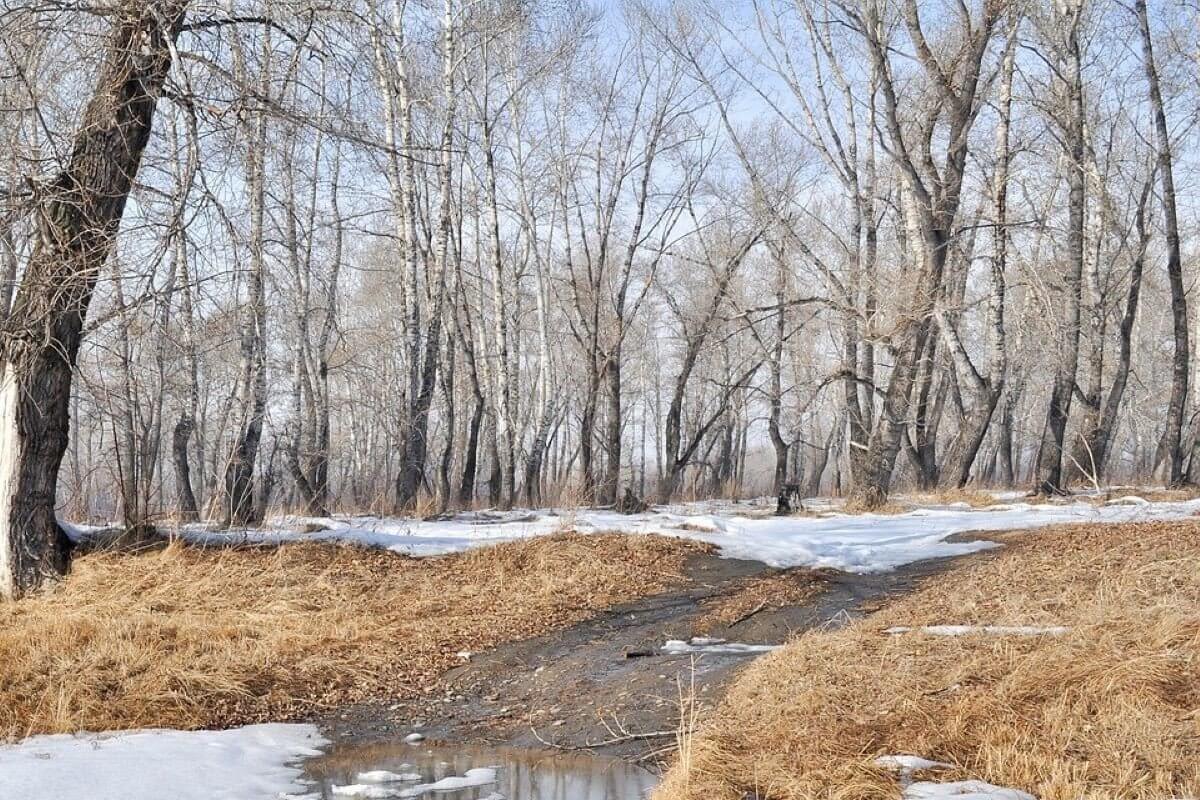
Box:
0 723 327 800
68 496 1200 574
1105 495 1150 506
662 637 781 655
903 780 1035 799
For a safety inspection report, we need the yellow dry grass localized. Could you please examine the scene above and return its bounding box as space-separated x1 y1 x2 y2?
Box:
654 521 1200 800
912 488 1002 508
0 533 706 741
839 497 909 515
1110 486 1200 503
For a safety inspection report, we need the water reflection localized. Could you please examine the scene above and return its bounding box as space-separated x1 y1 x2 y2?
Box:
304 741 659 800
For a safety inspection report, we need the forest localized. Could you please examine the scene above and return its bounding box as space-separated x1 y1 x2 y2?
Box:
1 0 1198 596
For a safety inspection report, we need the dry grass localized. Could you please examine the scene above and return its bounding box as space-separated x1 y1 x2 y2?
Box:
0 533 707 741
694 571 827 633
839 497 909 515
654 521 1200 800
1109 486 1200 503
910 488 1002 508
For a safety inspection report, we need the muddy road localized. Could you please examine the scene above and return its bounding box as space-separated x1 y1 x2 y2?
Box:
314 544 990 768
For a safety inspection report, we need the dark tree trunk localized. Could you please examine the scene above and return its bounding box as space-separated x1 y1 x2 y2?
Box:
458 393 484 505
487 424 502 506
997 380 1023 486
395 288 447 511
841 314 871 483
224 417 263 525
172 416 200 521
1134 0 1189 486
803 425 837 499
0 1 186 599
437 346 456 513
769 421 789 497
579 368 600 501
523 404 556 507
907 333 946 490
254 439 278 524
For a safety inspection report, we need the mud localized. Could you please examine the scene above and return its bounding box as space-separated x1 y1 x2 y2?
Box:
312 542 994 768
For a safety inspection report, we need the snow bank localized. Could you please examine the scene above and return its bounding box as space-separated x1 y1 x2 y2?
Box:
0 723 327 800
73 495 1200 574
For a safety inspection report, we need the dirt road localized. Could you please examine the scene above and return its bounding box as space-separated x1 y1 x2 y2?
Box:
314 544 987 768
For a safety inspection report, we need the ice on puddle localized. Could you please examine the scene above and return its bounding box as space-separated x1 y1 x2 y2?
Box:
356 770 422 783
334 767 499 799
331 786 399 799
904 779 1035 799
418 766 498 792
885 625 1068 637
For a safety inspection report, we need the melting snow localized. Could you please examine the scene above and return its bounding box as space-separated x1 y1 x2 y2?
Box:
332 785 402 799
333 767 498 798
662 637 781 655
903 780 1036 799
82 495 1200 574
0 723 327 800
875 755 1037 799
356 769 422 783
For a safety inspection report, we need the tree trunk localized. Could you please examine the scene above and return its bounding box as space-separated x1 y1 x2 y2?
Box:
803 425 837 499
222 31 270 527
458 392 484 506
1135 0 1189 486
600 354 621 505
1033 18 1086 495
172 417 200 521
523 403 556 507
0 1 187 599
1072 186 1148 484
579 368 600 500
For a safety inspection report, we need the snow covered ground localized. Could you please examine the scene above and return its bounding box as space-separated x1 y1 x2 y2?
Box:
82 493 1200 574
0 724 327 800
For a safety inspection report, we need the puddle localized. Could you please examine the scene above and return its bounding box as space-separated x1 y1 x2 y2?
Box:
302 741 659 800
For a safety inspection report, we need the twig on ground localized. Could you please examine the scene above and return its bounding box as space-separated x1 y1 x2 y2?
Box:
725 599 768 628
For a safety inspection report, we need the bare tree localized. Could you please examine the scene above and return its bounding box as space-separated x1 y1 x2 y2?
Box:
0 1 188 598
